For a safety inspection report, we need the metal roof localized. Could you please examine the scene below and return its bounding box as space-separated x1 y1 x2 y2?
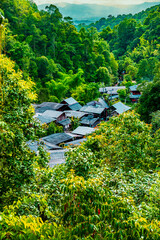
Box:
42 133 73 145
129 85 139 91
48 149 68 167
69 103 82 111
98 98 109 108
80 116 100 127
62 97 77 105
36 115 56 124
42 110 64 119
64 138 87 147
99 86 126 94
80 105 105 115
129 94 141 99
72 126 96 136
58 118 71 126
112 102 131 114
35 102 68 113
64 110 87 119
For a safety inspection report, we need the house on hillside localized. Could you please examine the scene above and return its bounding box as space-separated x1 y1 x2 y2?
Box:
80 115 100 128
26 140 62 154
41 110 66 122
72 126 95 137
58 118 71 130
80 105 107 119
34 115 56 125
34 102 70 113
42 132 74 146
61 97 82 111
64 110 88 119
108 102 131 116
99 86 126 100
129 85 141 103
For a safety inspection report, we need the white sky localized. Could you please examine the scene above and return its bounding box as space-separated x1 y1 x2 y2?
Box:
34 0 160 5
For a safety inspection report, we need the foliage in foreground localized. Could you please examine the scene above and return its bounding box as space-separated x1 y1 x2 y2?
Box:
0 112 160 239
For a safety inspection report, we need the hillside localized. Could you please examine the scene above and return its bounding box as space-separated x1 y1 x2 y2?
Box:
0 0 160 239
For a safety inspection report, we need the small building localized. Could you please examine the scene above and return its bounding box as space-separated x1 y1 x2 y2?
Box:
42 110 66 122
48 149 68 167
42 132 74 146
72 126 96 137
34 102 70 113
64 138 87 147
58 118 71 130
109 102 131 116
80 105 107 119
35 115 56 125
86 98 109 109
26 140 62 154
129 85 141 103
61 97 82 111
99 86 126 100
64 110 88 119
80 115 100 128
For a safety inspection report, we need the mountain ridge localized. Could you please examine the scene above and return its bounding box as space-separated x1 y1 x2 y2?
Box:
38 2 160 21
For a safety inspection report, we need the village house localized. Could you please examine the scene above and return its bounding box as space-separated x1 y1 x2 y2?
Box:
80 105 107 119
41 110 66 122
72 126 96 137
61 97 82 111
34 102 70 113
99 86 126 100
57 118 71 131
129 85 141 103
108 101 131 116
80 115 100 128
42 132 74 146
64 110 88 119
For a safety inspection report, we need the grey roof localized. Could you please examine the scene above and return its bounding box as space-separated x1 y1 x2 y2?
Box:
42 110 64 119
69 103 82 111
26 140 61 153
64 110 87 119
108 95 119 100
42 133 73 145
26 140 48 153
129 94 141 99
80 105 105 115
112 102 131 114
64 138 87 147
72 126 96 136
36 115 56 124
129 85 139 91
48 149 68 167
80 116 100 127
99 86 126 94
35 102 68 113
98 98 109 108
62 97 77 105
58 118 71 126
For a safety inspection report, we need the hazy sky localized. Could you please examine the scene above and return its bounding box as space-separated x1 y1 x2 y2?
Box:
34 0 160 5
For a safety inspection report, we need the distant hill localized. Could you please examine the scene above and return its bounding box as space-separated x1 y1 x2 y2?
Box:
38 2 160 23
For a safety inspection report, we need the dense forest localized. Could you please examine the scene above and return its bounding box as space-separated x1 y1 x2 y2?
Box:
0 0 160 239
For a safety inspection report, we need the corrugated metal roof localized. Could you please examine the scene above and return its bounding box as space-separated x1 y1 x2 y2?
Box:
80 105 105 115
98 98 109 108
42 133 73 145
42 110 64 119
99 86 126 94
48 149 68 167
36 115 56 124
26 140 62 153
58 118 71 126
64 110 87 119
69 103 82 111
62 97 77 105
129 85 139 91
64 138 87 147
72 126 96 136
80 116 100 127
35 102 67 113
113 102 131 114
